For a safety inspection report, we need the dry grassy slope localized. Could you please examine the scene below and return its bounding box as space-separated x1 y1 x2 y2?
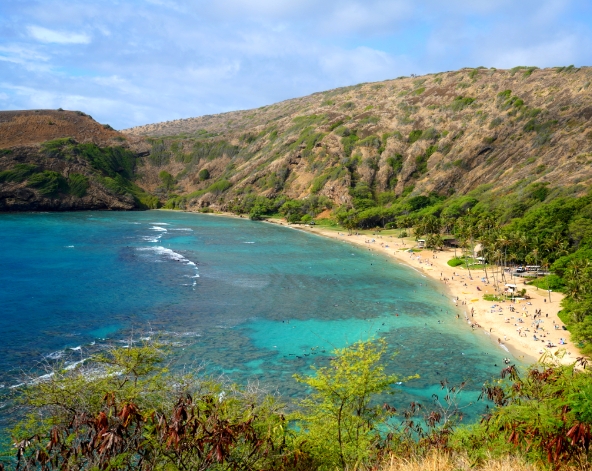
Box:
0 110 148 211
123 67 592 209
0 110 127 148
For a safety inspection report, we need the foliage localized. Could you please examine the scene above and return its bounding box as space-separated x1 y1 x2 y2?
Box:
198 168 210 181
291 127 326 158
9 343 307 471
341 132 359 158
293 339 416 470
40 137 77 158
0 163 37 183
68 173 89 197
158 170 175 190
529 274 565 292
464 358 592 466
450 96 475 112
447 257 464 267
414 145 438 175
408 130 423 144
187 139 242 164
28 170 68 196
207 179 232 195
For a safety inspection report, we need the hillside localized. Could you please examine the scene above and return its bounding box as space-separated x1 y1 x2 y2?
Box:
0 110 155 211
124 66 592 213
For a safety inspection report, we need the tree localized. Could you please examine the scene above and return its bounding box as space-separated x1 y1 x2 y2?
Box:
293 339 417 470
158 170 175 190
280 200 305 223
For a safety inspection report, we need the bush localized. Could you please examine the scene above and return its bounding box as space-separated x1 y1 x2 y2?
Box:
28 171 68 196
0 163 37 183
422 127 440 141
68 173 89 197
408 130 423 143
447 257 464 267
341 133 359 158
530 274 565 291
40 137 76 158
206 179 232 195
198 168 210 181
450 96 475 111
158 170 175 190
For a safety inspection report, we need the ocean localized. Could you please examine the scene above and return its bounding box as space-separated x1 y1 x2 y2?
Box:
0 211 519 423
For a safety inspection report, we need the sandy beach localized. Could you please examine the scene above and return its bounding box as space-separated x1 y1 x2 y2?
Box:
264 220 579 365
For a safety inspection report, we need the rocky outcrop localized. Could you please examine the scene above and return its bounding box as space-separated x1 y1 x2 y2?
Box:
0 183 136 211
0 146 138 211
0 111 147 212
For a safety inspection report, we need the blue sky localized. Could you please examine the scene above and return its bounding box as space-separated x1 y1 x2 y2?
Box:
1 0 591 129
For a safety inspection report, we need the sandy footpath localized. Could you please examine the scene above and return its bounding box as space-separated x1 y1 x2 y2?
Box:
265 220 579 365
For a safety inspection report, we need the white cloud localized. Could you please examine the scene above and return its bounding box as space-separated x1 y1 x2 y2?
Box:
488 35 579 69
0 0 589 129
319 46 405 84
28 26 91 44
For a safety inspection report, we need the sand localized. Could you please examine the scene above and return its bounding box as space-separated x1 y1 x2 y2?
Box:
267 220 579 365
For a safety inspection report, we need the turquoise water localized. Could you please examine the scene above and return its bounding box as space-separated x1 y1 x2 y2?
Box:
0 211 520 423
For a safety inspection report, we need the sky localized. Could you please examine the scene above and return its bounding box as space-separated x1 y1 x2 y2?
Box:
1 0 591 129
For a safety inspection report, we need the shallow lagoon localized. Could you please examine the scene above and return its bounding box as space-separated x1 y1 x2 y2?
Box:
0 211 521 421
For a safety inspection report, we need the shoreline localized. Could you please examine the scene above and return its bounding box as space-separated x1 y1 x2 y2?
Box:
168 209 578 365
263 219 578 365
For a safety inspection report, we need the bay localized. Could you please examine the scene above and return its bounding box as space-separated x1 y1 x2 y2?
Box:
0 211 520 423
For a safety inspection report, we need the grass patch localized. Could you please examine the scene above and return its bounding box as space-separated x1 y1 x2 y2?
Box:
450 96 475 111
447 257 464 267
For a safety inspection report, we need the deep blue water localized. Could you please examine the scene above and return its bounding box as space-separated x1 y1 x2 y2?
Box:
0 211 521 422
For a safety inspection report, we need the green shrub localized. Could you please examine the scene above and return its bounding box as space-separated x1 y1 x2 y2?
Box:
206 179 231 195
357 135 381 149
530 274 565 291
0 163 37 183
450 96 475 111
68 173 89 197
293 339 415 470
489 117 503 128
386 154 404 173
446 257 465 267
414 145 437 174
76 143 136 179
198 168 210 181
157 170 174 190
188 140 241 164
40 137 76 158
359 115 379 125
28 170 68 196
408 130 423 143
341 133 359 158
421 127 440 141
402 184 414 196
497 89 512 100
